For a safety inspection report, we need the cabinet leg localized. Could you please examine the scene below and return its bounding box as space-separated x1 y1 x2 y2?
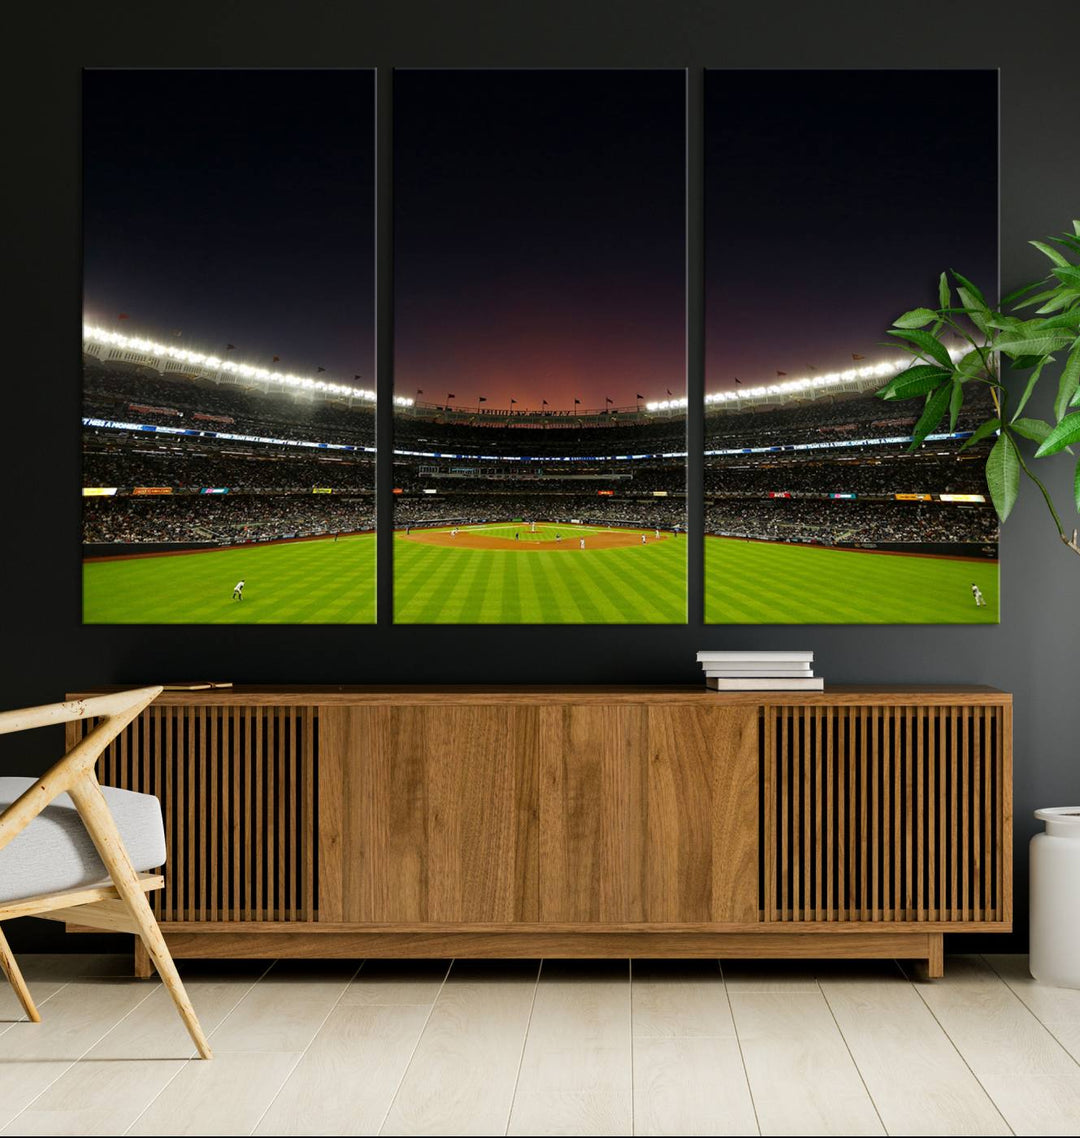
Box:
134 937 152 979
927 933 944 979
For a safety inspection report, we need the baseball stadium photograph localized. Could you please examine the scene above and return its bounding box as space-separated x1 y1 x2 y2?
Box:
81 70 378 624
392 70 688 624
702 69 1000 624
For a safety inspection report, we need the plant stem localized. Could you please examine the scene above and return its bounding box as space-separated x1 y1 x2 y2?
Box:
1010 434 1080 558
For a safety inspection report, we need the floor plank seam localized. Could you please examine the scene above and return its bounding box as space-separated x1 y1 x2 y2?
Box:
5 970 161 1135
376 958 454 1136
981 953 1080 1075
719 958 763 1137
503 959 543 1137
121 957 281 1136
906 960 1016 1136
817 971 888 1135
629 958 635 1137
247 957 364 1136
0 974 71 1039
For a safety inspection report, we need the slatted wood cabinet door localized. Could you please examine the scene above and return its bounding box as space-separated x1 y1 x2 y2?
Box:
317 704 540 924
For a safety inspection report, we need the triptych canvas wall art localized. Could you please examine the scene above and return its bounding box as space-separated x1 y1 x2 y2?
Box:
80 67 999 626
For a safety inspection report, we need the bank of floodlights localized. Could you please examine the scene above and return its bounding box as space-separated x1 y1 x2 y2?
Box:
81 324 413 407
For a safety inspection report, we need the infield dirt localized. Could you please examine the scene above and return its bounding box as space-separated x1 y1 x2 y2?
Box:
399 528 671 552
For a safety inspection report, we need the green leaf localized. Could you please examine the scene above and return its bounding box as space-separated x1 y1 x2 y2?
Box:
1031 240 1070 267
1036 289 1080 314
1001 278 1048 307
955 349 989 380
1010 417 1053 444
1074 220 1080 238
1054 344 1080 422
949 379 964 432
960 418 1001 452
893 307 938 329
986 434 1020 522
951 271 988 308
1053 265 1080 288
938 272 950 310
957 286 991 334
877 365 952 401
995 331 1073 358
1035 412 1080 457
909 383 952 451
885 328 954 368
1011 358 1047 420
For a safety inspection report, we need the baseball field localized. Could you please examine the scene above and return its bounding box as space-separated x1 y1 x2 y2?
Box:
82 526 999 624
82 533 377 624
705 536 999 624
394 523 687 623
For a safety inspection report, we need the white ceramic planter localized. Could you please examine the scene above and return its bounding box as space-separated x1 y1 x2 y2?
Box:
1030 808 1080 987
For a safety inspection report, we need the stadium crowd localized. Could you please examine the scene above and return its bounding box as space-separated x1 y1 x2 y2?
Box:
84 495 374 544
83 440 374 492
705 499 997 546
705 453 987 496
84 362 376 447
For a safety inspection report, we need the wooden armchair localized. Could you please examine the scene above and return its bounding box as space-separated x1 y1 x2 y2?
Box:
0 687 211 1059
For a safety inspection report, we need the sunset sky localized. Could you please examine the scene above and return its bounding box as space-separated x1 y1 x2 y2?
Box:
393 69 687 410
83 69 375 383
705 69 998 390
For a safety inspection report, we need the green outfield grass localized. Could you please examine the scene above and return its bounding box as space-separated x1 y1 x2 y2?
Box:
394 526 687 623
705 537 999 624
82 534 376 624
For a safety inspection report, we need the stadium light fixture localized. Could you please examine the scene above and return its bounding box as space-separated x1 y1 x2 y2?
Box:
81 323 379 404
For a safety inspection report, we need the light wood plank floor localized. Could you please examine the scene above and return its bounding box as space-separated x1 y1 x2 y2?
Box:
2 954 1079 1135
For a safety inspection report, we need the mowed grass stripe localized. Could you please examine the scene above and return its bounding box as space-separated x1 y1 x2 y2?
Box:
705 537 999 624
577 544 682 623
83 535 376 624
391 530 687 624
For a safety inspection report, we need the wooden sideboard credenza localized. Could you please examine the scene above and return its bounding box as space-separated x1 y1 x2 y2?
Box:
66 685 1012 977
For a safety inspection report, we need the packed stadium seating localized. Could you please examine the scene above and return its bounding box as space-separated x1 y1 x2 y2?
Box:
82 355 998 553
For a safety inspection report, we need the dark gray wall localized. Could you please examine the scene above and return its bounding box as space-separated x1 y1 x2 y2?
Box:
4 0 1077 952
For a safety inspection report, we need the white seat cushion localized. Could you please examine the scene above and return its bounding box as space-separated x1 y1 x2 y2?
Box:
0 777 166 904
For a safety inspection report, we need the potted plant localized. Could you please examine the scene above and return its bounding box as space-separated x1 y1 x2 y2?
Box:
879 226 1080 984
876 219 1080 557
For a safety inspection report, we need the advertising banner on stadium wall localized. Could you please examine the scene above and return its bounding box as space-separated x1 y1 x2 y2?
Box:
81 68 377 624
703 68 1000 625
391 69 688 624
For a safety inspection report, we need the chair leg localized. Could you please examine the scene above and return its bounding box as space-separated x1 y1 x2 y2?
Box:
0 924 41 1023
69 776 213 1059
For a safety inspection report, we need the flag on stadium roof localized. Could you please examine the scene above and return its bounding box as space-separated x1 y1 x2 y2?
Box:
416 388 423 394
317 366 326 373
479 396 487 402
117 313 129 320
542 399 549 406
776 370 787 377
574 398 581 405
226 344 236 351
734 376 742 384
511 398 518 404
272 355 280 362
605 397 613 404
636 394 644 400
852 353 866 361
447 393 455 399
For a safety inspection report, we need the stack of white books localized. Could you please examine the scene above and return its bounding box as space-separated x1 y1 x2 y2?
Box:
696 650 823 691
